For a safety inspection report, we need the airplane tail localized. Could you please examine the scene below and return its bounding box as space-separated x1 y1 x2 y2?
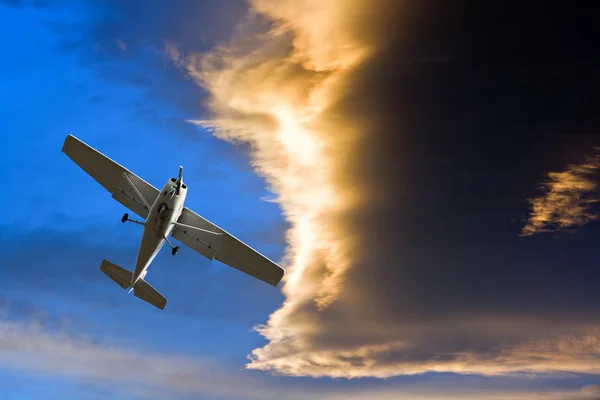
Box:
100 260 168 310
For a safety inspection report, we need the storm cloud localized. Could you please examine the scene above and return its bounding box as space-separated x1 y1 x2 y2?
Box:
174 0 600 378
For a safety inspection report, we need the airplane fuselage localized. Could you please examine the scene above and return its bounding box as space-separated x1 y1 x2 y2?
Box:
131 177 187 286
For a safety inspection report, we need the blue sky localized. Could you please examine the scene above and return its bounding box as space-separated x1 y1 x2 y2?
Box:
0 2 289 398
2 1 600 399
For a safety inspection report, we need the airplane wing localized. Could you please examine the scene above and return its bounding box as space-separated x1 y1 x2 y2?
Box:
171 207 285 287
62 134 159 219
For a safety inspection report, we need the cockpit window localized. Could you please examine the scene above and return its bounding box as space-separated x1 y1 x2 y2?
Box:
162 190 167 195
170 178 176 182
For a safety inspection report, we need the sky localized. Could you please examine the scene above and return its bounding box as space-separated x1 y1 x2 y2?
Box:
1 0 600 399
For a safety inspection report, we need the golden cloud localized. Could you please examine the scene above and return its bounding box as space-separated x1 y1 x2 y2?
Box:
180 0 385 311
247 328 600 378
521 148 600 236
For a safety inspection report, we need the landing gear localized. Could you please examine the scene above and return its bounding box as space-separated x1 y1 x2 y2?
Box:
164 235 179 256
121 213 145 226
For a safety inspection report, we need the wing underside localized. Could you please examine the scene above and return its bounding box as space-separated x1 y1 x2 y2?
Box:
62 134 158 219
172 208 285 286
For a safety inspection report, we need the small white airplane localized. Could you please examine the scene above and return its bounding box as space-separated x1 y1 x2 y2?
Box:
62 134 284 310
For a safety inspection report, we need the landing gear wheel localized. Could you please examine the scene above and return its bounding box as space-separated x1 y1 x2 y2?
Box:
121 213 129 223
171 246 180 256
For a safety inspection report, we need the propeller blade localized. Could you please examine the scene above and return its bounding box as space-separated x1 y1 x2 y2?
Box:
176 166 183 194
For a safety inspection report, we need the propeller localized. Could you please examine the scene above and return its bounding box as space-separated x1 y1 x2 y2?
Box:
176 166 183 195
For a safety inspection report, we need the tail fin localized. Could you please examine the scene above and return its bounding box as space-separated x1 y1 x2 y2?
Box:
100 260 167 310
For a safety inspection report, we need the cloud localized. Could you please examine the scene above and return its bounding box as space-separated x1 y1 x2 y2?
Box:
0 316 291 400
244 328 600 378
0 310 560 400
173 0 600 380
3 312 600 400
521 148 600 236
581 385 600 396
180 0 383 310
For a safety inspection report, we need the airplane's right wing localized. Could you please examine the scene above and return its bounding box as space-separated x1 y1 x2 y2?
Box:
62 134 159 219
171 207 285 287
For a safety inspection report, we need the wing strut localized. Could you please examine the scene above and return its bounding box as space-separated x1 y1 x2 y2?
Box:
173 225 218 256
172 222 222 236
121 171 151 209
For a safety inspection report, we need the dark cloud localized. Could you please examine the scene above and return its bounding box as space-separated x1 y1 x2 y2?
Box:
346 0 600 352
338 0 600 321
181 0 600 377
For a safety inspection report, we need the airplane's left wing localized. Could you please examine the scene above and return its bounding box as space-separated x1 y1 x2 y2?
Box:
62 134 159 219
171 207 285 287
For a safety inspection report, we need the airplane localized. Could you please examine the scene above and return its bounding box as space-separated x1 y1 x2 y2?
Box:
61 134 284 310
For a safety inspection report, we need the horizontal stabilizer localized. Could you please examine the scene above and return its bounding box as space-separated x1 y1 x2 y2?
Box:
100 259 132 289
134 279 167 310
100 260 167 310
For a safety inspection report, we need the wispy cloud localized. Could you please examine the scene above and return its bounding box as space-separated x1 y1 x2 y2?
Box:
521 148 600 236
3 314 600 400
0 316 288 400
